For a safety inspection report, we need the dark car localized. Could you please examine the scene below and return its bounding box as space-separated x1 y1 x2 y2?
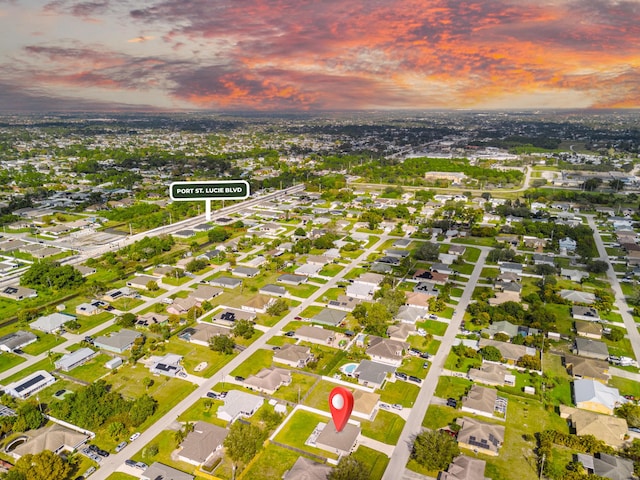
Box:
447 397 457 408
234 376 245 382
97 449 109 458
394 372 407 380
124 459 137 468
284 331 296 337
408 376 422 384
206 392 218 399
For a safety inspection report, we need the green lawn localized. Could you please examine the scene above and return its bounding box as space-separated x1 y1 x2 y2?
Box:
106 473 138 480
273 409 338 460
178 397 228 428
361 410 405 444
397 357 429 379
272 373 318 404
1 355 60 384
22 332 66 356
129 429 206 478
352 445 390 480
230 348 274 377
452 262 475 275
0 352 26 374
443 349 482 373
407 335 441 354
161 337 237 377
286 283 320 298
241 442 302 480
319 264 344 277
303 380 338 412
379 380 420 407
418 320 449 336
65 353 112 383
433 376 472 400
609 376 640 398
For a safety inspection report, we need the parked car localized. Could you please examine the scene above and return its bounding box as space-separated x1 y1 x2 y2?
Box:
135 462 148 470
408 375 422 384
284 331 296 337
124 459 137 468
408 348 421 357
629 427 640 434
392 404 403 410
129 432 140 442
206 392 218 399
115 441 127 453
234 376 245 382
83 466 96 478
417 328 427 337
428 314 438 320
379 403 390 410
447 397 458 408
394 372 407 380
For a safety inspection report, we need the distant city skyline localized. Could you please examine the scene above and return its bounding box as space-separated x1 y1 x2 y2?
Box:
0 0 638 112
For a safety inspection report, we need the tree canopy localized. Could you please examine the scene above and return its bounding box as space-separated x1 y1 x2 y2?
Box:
20 261 84 290
411 430 460 470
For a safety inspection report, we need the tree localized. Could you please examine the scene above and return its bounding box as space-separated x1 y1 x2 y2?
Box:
586 260 609 274
13 402 43 432
129 394 157 426
186 258 208 273
480 346 503 362
615 403 640 428
313 233 337 250
209 335 235 354
116 312 136 328
606 326 625 342
413 242 440 261
107 421 126 440
223 422 264 470
146 280 159 291
7 450 71 480
328 455 369 480
493 332 510 343
232 319 255 339
143 377 154 390
360 211 382 230
293 227 306 237
208 227 230 243
20 261 84 290
267 298 289 316
517 354 541 370
411 430 460 471
359 302 391 336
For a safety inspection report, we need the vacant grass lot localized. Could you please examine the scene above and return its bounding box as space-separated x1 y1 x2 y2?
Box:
241 442 301 480
360 409 405 444
352 445 390 480
161 337 237 377
303 380 338 412
230 348 274 378
434 376 472 400
22 331 66 356
65 353 112 383
272 372 318 404
418 319 449 336
0 352 26 374
379 380 420 407
397 357 429 379
178 397 228 428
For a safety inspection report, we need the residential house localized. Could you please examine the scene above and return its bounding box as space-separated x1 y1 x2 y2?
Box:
352 389 380 421
405 291 433 312
231 266 260 278
533 253 555 267
5 371 56 399
571 306 601 322
137 312 169 327
259 284 287 297
395 306 424 324
217 390 264 423
353 360 395 389
55 347 97 372
456 417 505 456
564 355 610 383
461 385 500 418
283 457 332 480
561 268 590 282
312 308 347 327
75 301 101 316
177 421 228 466
31 312 75 333
468 362 511 387
93 329 142 354
574 337 609 360
575 320 603 339
243 367 291 394
346 281 375 300
295 263 322 276
0 330 37 353
167 297 201 316
273 344 313 368
559 237 578 252
439 456 488 480
126 275 159 290
189 285 223 302
10 423 89 460
574 379 626 415
242 294 275 314
366 337 408 366
327 295 361 312
387 323 416 342
560 406 627 448
149 353 184 377
560 290 596 304
575 453 634 480
295 326 334 346
499 262 523 275
183 323 230 347
315 420 360 457
277 274 307 286
211 308 256 326
208 276 242 289
478 339 536 364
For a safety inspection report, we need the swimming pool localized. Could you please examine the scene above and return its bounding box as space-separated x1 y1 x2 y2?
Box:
340 363 359 375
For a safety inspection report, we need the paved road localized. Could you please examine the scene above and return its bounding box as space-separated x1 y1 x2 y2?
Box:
586 215 640 362
381 248 489 480
92 236 387 479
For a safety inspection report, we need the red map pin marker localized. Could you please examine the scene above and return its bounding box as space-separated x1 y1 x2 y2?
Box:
329 386 354 433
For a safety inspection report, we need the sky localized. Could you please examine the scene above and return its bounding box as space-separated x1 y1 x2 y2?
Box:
0 0 639 112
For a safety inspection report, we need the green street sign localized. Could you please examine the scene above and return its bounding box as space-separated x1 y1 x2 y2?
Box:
169 180 250 200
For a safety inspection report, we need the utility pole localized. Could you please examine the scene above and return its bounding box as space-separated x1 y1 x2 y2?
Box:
539 453 546 480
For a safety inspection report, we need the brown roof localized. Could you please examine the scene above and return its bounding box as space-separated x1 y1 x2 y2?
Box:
564 354 609 382
462 385 497 415
560 406 627 448
179 421 228 464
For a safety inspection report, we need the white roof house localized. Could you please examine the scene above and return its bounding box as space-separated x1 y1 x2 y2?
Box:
31 312 75 333
217 390 264 423
5 370 56 399
574 379 626 415
55 347 97 372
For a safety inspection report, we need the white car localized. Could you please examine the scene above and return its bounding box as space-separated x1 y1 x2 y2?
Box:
129 432 140 442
